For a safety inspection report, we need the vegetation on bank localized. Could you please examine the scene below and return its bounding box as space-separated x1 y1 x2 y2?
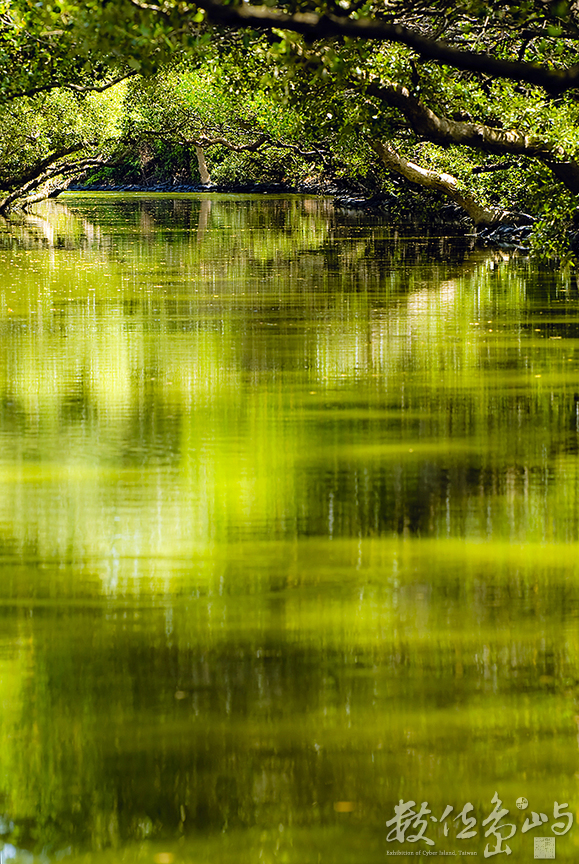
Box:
3 1 579 255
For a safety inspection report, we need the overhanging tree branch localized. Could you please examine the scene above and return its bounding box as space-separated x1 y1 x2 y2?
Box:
3 71 139 104
193 0 579 93
365 79 579 193
471 161 519 173
370 140 533 226
365 80 568 158
192 133 269 152
0 144 85 191
191 132 325 159
0 156 108 214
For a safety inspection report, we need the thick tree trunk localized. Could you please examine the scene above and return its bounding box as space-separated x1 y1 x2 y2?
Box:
0 144 84 192
194 146 211 185
0 156 107 215
366 79 579 194
371 141 532 226
21 181 69 210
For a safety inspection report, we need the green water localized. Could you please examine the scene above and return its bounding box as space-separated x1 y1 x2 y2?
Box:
0 194 578 862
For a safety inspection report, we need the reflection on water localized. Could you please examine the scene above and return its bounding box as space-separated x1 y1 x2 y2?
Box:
0 195 577 862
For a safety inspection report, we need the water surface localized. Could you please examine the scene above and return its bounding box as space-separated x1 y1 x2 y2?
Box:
0 195 577 862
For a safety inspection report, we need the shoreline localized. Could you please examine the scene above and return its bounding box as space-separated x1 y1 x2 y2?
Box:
67 179 352 196
64 181 532 252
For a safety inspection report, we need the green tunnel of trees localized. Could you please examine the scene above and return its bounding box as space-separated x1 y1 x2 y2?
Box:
3 0 579 255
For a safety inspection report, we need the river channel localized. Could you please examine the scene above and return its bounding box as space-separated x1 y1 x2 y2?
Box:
0 194 577 862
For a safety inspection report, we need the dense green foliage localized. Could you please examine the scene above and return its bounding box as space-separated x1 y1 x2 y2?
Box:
3 1 579 252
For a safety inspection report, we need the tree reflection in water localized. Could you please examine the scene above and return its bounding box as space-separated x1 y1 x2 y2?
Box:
0 196 575 862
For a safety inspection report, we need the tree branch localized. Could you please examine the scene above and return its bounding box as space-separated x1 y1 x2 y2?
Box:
194 0 579 93
0 156 108 214
3 71 138 104
133 126 328 162
365 79 568 159
471 161 519 173
0 144 85 191
192 132 326 159
370 140 532 226
365 79 579 192
192 133 269 152
65 72 140 93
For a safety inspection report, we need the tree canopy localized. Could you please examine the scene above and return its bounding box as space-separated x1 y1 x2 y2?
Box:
3 0 579 254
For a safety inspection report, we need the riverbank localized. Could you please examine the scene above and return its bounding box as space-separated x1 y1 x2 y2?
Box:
68 178 463 226
67 178 352 196
67 179 534 252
